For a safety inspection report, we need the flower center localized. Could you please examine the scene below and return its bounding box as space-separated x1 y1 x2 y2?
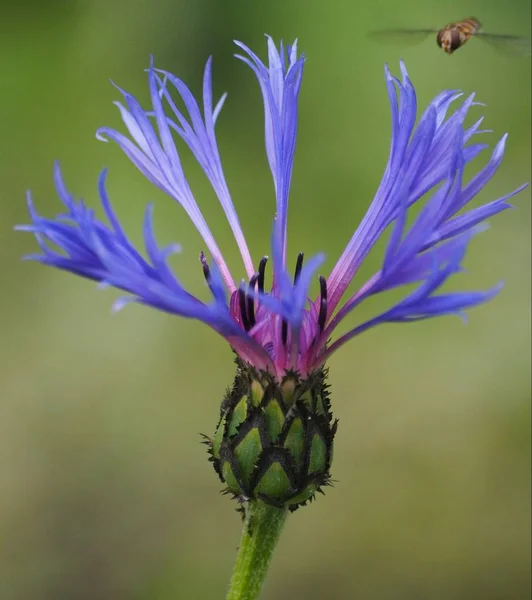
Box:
202 252 328 342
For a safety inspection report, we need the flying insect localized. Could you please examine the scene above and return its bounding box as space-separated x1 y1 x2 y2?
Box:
370 17 530 55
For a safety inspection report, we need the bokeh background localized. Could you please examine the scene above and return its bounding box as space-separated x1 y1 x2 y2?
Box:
1 1 530 599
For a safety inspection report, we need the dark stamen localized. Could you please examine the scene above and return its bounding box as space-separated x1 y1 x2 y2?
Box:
281 320 288 346
247 275 259 328
238 284 250 331
257 256 268 293
293 252 304 284
199 251 210 282
318 276 328 332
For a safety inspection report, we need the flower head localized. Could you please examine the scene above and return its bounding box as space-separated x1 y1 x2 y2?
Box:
18 37 527 381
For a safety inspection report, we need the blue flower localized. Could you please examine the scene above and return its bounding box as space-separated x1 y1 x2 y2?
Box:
17 36 527 378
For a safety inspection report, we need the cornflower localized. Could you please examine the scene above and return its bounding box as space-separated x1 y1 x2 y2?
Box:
17 36 527 600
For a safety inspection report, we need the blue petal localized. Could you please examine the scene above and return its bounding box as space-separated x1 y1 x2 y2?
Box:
234 37 304 266
327 61 527 324
16 165 249 341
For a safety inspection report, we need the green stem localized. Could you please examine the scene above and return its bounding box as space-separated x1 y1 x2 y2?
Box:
226 501 288 600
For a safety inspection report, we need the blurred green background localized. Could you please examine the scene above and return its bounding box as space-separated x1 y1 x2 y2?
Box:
1 1 530 599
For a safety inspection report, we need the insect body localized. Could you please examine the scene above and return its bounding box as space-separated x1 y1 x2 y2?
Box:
370 17 530 56
436 17 481 54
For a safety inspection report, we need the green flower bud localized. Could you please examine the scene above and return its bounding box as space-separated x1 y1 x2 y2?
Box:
206 360 338 511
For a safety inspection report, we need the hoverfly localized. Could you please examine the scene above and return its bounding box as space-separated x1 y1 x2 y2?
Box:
370 17 531 56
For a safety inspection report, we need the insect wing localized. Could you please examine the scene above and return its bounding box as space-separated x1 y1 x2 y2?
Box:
369 28 437 46
474 32 532 56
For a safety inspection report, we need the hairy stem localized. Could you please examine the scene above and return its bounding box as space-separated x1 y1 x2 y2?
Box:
226 501 288 600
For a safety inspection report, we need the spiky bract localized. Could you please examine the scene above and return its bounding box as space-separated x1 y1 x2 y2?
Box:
208 360 337 511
